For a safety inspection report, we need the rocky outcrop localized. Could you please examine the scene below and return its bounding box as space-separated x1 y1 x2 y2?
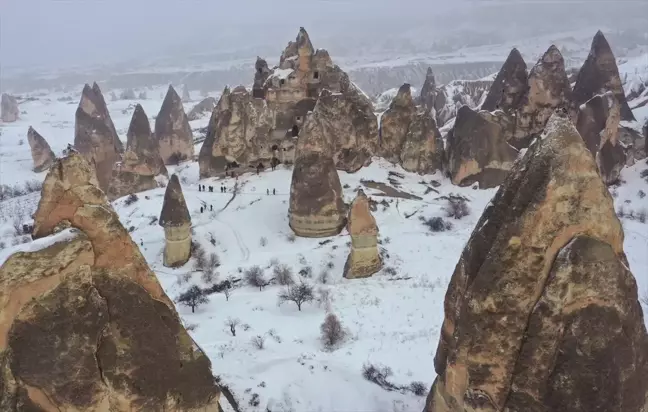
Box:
108 104 167 200
159 174 192 267
0 153 221 411
573 31 635 121
576 92 625 184
74 83 123 192
618 125 646 164
27 126 56 172
400 109 444 174
343 190 382 279
182 85 191 102
434 80 493 127
187 96 217 121
426 113 648 412
481 48 528 112
379 84 417 163
296 80 378 172
508 45 574 148
1 93 19 122
155 85 194 164
289 150 346 238
446 106 518 188
252 57 271 99
419 67 437 110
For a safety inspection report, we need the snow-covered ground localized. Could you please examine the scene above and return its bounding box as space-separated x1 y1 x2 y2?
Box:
0 83 647 411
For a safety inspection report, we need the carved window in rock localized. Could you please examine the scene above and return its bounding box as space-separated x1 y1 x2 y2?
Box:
280 79 285 86
291 125 299 137
314 71 319 79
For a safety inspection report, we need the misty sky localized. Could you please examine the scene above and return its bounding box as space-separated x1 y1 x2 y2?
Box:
2 0 646 72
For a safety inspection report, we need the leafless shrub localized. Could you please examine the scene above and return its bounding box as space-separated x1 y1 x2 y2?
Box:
383 266 398 277
318 269 330 284
316 287 332 311
286 233 296 243
18 139 24 146
0 242 5 250
124 193 139 206
299 265 313 278
278 281 315 311
420 215 453 232
266 328 282 343
24 180 42 193
410 381 427 397
320 313 346 351
362 363 396 390
259 236 268 247
249 393 260 407
617 206 626 218
298 254 307 265
185 323 198 332
273 264 294 285
225 317 240 336
638 209 647 224
208 232 217 246
12 217 23 236
326 260 335 269
176 285 208 313
250 335 265 350
444 198 470 220
245 265 268 290
638 190 646 199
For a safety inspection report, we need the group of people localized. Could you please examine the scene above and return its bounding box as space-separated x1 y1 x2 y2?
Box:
199 205 214 213
198 184 228 193
266 188 276 195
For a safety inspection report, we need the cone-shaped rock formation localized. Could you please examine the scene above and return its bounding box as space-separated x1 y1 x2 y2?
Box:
426 113 648 412
419 67 437 111
400 108 444 174
481 48 528 112
74 83 123 191
27 126 55 172
0 153 221 411
573 31 635 121
155 85 194 164
108 104 168 199
446 106 518 188
379 84 417 163
159 174 192 267
576 92 625 184
1 93 19 122
288 149 346 238
343 189 382 279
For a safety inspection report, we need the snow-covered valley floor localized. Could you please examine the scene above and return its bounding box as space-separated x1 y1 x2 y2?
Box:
0 93 647 412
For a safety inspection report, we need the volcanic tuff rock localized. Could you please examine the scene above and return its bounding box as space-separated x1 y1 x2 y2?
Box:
159 174 192 267
343 189 382 279
289 151 346 238
252 57 271 99
27 126 56 173
507 45 574 148
434 80 493 127
0 153 220 411
481 48 528 112
379 84 417 163
155 85 194 164
1 93 19 122
419 67 437 111
296 81 378 172
182 85 191 102
187 96 217 121
426 114 648 412
446 106 518 188
573 31 635 121
74 83 123 192
575 92 625 184
108 104 167 200
400 108 444 174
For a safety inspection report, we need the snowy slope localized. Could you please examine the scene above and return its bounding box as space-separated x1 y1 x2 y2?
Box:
0 89 647 412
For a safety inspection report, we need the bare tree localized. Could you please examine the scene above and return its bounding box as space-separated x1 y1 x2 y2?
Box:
177 285 208 313
273 264 294 285
245 266 269 291
278 281 315 311
223 275 235 301
250 335 265 350
225 317 240 336
320 313 346 350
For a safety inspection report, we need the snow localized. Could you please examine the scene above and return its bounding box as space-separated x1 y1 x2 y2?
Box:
0 228 79 267
271 68 295 81
0 71 646 412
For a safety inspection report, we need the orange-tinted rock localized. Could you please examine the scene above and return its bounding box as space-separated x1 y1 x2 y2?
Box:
343 190 382 279
159 174 192 267
481 48 528 112
27 126 56 172
155 85 194 164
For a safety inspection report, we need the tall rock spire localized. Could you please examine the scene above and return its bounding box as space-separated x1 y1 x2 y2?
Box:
481 48 528 112
155 85 194 165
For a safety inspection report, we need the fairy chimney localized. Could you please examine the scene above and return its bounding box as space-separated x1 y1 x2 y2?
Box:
1 93 19 122
27 126 56 172
343 190 382 279
481 48 528 112
159 174 192 267
155 85 194 165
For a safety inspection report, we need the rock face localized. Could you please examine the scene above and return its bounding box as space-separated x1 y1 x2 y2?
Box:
296 81 378 172
481 48 528 112
74 83 123 192
159 174 192 267
182 85 191 102
379 84 417 163
187 96 217 121
0 153 220 411
155 85 194 164
426 114 648 412
573 31 635 121
199 27 352 177
108 104 167 200
343 190 382 279
289 150 346 238
1 93 19 122
446 106 518 188
434 80 493 127
400 109 444 174
27 126 56 172
419 67 437 111
576 92 625 184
